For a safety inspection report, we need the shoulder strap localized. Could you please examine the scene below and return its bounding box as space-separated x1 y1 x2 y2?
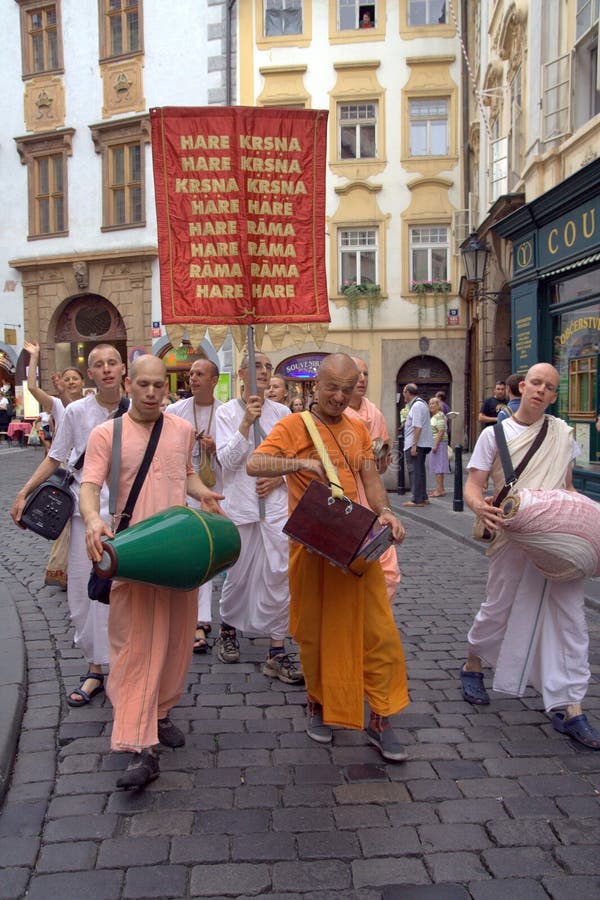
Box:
492 416 549 506
300 411 344 499
108 415 122 520
73 395 129 472
115 414 163 533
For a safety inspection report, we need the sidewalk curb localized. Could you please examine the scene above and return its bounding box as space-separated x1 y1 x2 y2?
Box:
392 495 600 613
0 567 26 803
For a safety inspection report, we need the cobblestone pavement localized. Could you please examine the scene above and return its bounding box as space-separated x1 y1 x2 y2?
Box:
1 446 600 899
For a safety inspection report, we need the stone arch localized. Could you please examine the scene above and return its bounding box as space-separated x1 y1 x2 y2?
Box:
51 294 127 379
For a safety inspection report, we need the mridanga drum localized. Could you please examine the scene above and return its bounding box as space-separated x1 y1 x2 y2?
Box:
499 488 600 581
93 505 241 590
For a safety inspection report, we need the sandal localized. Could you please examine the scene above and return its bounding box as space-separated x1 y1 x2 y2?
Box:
193 623 211 654
67 671 105 707
552 712 600 749
460 665 490 706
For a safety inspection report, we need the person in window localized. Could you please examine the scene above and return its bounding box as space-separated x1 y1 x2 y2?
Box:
359 12 374 28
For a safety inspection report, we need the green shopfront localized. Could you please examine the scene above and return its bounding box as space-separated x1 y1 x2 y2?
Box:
493 158 600 501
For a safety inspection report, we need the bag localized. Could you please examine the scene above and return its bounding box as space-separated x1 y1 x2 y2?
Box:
87 570 112 604
283 480 393 575
197 452 217 488
20 467 75 540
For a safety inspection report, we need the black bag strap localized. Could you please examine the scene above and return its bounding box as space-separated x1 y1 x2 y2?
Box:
115 414 163 533
492 416 549 507
72 396 129 471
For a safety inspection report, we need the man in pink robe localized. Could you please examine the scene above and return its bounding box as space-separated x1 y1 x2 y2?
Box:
80 356 223 789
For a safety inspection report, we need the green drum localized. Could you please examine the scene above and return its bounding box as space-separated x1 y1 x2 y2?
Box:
94 506 240 591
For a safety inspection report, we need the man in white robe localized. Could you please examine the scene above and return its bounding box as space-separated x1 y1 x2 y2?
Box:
461 363 599 749
214 352 303 685
166 357 222 653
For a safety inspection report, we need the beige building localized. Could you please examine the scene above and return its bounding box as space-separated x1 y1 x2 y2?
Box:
461 0 600 458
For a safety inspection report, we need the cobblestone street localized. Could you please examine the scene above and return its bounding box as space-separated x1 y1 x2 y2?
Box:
1 446 600 899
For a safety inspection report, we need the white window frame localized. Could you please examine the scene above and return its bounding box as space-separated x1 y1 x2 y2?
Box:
264 0 303 36
542 52 571 142
407 0 447 26
409 226 449 286
338 102 377 160
339 227 378 291
509 67 523 188
576 0 599 40
409 98 449 157
337 0 377 30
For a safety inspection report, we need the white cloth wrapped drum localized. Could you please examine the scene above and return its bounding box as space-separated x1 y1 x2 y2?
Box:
499 488 600 581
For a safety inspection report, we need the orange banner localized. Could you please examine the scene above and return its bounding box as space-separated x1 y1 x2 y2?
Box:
150 106 330 325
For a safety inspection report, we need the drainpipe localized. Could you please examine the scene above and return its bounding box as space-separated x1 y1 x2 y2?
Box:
226 0 237 106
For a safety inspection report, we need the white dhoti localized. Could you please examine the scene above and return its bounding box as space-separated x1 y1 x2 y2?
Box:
68 514 110 665
468 542 589 712
219 517 290 640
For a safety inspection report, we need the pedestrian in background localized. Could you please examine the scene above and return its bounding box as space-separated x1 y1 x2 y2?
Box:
427 396 449 497
402 383 433 508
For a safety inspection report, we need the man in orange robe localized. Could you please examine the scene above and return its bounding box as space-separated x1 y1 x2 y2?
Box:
247 353 409 761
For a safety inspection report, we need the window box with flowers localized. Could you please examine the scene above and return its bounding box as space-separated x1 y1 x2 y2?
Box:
410 280 452 295
341 280 382 329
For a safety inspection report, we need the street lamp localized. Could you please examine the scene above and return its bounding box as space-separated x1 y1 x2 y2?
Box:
460 233 506 304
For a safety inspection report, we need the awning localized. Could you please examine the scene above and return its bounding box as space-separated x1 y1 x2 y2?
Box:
540 251 600 279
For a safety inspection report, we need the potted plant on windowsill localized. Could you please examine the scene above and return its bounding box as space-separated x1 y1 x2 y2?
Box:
410 280 452 295
341 280 382 329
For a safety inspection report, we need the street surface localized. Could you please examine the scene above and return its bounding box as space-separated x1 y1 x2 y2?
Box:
1 445 599 899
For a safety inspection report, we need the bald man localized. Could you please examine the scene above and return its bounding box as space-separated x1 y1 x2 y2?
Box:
247 353 409 762
345 356 400 603
80 356 224 788
460 363 600 749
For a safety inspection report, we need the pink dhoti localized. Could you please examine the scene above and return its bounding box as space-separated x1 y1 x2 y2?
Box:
107 581 197 752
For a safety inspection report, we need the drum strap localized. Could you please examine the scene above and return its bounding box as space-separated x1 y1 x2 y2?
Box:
110 414 164 533
300 411 345 500
493 416 549 507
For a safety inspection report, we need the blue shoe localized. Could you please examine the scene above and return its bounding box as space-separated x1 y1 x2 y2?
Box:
460 665 490 706
552 712 600 749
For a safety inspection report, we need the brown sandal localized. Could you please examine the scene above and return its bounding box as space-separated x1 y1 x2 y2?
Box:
193 623 211 654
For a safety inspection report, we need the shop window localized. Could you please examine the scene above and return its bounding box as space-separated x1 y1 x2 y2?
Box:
338 1 377 30
99 0 142 61
90 115 150 230
265 0 303 36
409 225 449 286
407 0 446 26
409 98 448 156
339 227 378 291
15 129 73 239
339 102 377 159
569 356 598 417
18 0 62 77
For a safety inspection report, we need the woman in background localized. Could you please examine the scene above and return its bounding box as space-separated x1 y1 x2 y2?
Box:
428 396 450 497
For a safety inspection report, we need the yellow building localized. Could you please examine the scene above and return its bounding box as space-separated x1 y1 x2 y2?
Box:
235 1 468 454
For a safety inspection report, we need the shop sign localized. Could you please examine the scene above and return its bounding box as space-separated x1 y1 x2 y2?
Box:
279 353 327 379
162 345 205 368
511 284 538 373
513 233 536 276
539 198 599 268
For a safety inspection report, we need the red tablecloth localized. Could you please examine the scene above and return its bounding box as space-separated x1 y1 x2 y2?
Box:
7 421 33 439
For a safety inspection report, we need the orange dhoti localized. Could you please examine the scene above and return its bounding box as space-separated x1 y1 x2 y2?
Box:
107 581 197 752
289 543 409 730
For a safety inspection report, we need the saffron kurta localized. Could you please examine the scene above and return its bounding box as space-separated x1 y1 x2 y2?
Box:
256 412 409 730
346 396 401 602
83 413 198 752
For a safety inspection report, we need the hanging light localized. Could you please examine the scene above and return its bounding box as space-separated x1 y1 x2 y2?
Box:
460 233 489 284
